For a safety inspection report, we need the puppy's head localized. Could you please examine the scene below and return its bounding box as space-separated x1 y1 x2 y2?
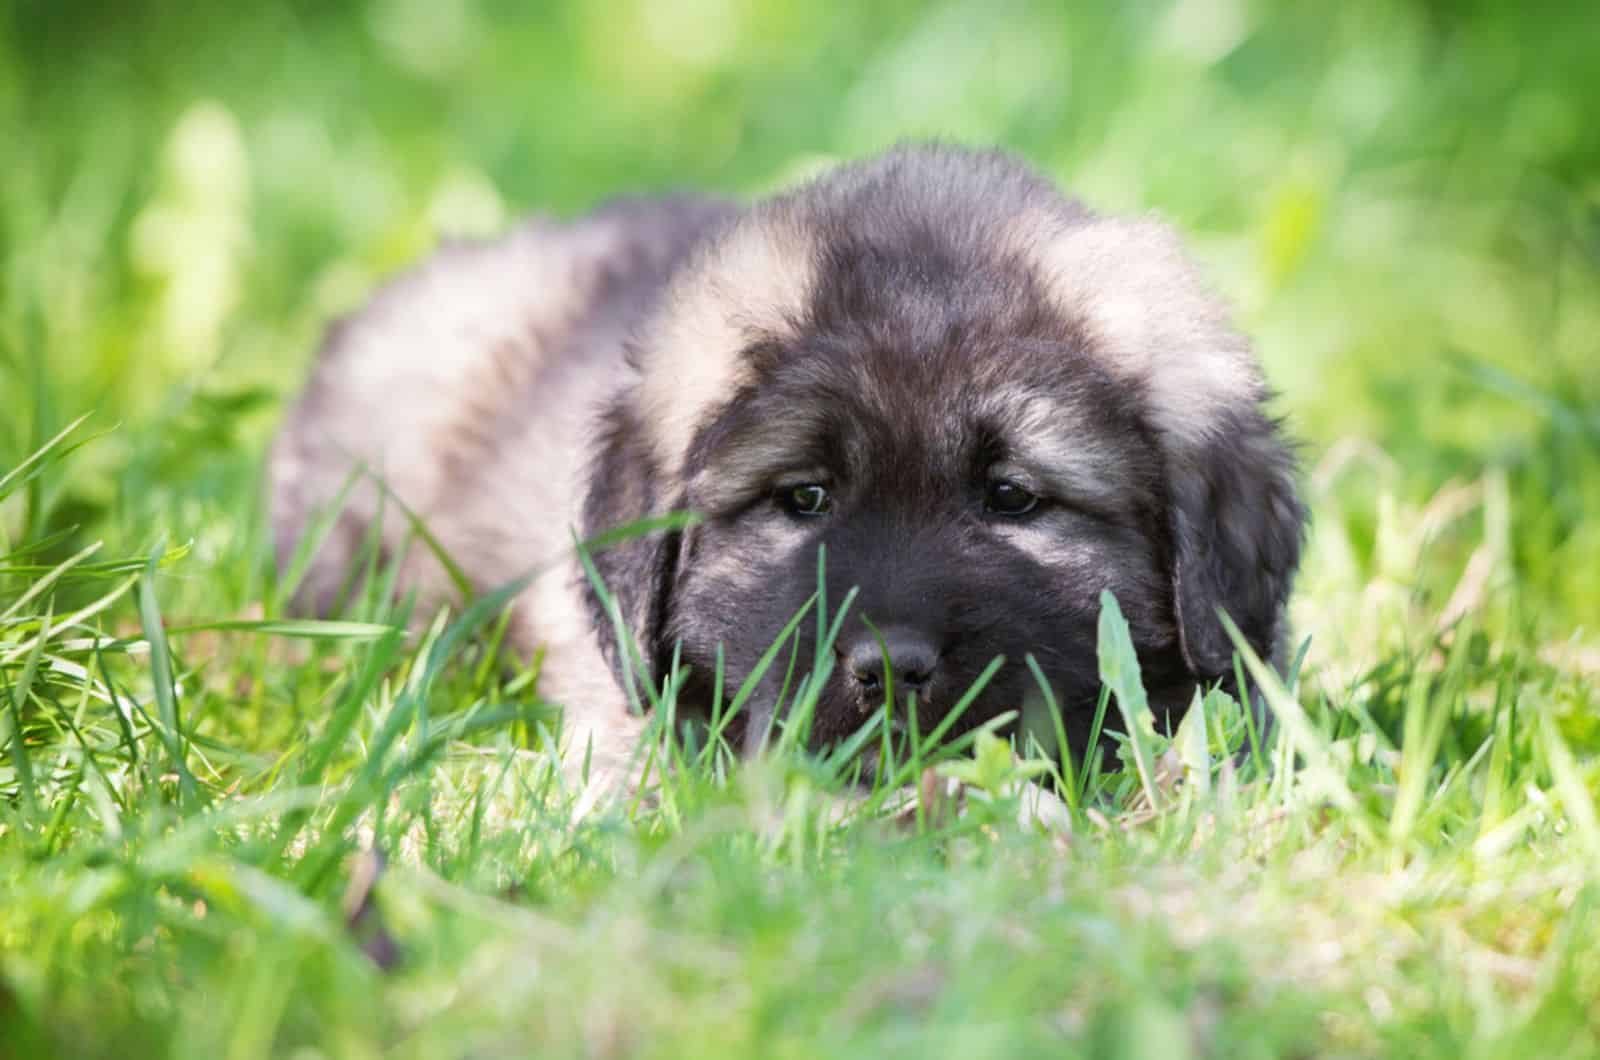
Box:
586 146 1303 752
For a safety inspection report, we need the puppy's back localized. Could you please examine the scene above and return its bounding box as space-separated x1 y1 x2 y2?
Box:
270 195 736 618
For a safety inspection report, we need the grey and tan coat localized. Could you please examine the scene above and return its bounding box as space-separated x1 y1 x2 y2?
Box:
271 145 1304 792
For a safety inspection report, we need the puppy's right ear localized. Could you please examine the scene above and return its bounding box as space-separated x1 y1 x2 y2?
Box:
580 397 686 698
1025 212 1305 677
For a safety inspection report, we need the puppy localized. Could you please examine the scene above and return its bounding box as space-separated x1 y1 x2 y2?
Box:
270 145 1303 792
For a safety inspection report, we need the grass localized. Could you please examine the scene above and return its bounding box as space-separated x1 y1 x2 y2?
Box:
3 1 1600 1056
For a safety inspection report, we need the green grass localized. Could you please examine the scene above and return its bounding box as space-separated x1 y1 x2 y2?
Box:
3 1 1600 1056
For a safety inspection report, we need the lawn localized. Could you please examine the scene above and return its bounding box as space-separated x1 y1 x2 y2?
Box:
3 2 1600 1057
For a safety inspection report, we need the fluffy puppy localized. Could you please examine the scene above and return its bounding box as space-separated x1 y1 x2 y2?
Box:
270 145 1304 788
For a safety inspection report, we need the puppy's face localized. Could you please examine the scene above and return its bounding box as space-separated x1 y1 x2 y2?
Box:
671 307 1184 749
587 147 1303 755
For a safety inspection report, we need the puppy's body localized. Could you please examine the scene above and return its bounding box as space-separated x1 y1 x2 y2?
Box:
271 196 736 777
272 146 1303 786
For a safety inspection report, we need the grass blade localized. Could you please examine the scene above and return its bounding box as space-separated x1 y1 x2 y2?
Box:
137 541 199 808
1095 590 1163 812
2 606 48 818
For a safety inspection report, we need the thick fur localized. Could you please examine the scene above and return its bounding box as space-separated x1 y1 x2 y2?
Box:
271 145 1304 782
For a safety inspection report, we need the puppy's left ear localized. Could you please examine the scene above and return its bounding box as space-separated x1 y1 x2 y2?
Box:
581 396 686 696
1166 409 1304 678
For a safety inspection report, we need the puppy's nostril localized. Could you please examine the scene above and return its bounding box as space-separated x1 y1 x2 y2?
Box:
841 628 941 695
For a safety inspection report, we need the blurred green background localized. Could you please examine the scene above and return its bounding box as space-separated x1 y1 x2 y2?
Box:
2 0 1597 642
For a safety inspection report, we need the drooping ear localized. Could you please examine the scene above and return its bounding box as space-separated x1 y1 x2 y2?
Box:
1166 409 1304 678
580 394 687 698
1017 209 1306 676
588 209 813 695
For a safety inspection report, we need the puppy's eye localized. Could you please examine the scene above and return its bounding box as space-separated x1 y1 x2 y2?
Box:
778 483 832 516
985 480 1039 517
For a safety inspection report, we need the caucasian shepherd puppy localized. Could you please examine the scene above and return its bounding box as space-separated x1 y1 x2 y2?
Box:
271 145 1304 790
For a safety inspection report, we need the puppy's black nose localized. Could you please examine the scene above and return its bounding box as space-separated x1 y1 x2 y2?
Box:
840 628 941 696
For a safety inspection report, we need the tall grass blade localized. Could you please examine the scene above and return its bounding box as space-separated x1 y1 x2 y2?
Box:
137 542 199 808
1095 590 1163 812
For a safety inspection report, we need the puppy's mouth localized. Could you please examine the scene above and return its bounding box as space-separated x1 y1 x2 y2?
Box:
736 682 946 755
849 682 934 719
722 652 1027 757
821 666 1022 752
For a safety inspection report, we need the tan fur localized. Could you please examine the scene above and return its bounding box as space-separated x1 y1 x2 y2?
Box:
977 385 1126 511
1009 212 1262 451
634 214 817 482
270 214 637 608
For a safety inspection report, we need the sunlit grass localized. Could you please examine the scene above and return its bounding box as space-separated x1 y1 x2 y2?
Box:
3 415 1599 1057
